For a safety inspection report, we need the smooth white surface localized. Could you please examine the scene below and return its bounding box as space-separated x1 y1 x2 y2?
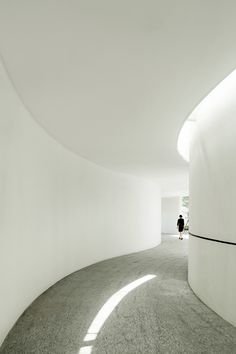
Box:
161 197 181 234
189 237 236 327
178 68 236 163
1 1 236 192
177 120 196 162
0 61 161 345
188 70 236 326
1 0 236 344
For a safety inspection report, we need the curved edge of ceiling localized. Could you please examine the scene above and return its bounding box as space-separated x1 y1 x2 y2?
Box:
0 53 134 177
177 68 236 162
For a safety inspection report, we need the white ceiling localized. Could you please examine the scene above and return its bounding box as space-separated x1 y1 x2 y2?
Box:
0 0 236 194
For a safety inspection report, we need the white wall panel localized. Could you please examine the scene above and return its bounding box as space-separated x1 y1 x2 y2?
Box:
0 62 161 345
189 75 236 326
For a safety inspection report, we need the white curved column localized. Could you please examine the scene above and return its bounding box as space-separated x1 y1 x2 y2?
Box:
188 70 236 326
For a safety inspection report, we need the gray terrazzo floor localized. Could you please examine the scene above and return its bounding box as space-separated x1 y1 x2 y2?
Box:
1 234 236 354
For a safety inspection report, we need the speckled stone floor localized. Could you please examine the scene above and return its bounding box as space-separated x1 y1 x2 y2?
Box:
1 234 236 354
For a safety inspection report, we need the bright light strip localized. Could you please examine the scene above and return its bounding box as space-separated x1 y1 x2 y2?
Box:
177 120 195 162
177 68 236 162
83 274 156 342
83 333 97 341
78 346 93 354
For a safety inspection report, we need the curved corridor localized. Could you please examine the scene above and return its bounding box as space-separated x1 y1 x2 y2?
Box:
1 235 236 354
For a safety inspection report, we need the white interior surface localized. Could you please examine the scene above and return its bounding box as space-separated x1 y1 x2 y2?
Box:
1 0 236 346
161 197 180 234
188 72 236 326
0 61 161 345
1 1 236 193
189 238 236 327
177 120 196 163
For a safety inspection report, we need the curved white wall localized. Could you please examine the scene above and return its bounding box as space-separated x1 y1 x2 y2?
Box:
188 76 236 326
0 62 161 345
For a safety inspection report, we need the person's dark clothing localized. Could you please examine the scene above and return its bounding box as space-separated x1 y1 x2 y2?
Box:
177 218 184 232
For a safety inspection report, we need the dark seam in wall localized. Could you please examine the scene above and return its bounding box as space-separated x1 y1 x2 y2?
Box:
189 232 236 246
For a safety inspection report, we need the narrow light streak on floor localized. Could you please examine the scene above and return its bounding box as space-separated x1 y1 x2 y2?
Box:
83 274 156 342
83 333 97 341
78 346 93 354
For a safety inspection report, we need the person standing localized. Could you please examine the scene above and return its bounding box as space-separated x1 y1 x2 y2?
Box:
177 215 184 240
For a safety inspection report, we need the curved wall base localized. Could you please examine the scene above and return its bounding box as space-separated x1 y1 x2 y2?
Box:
0 61 161 345
188 236 236 327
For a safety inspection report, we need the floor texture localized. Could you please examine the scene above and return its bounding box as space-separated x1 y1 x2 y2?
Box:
1 235 236 354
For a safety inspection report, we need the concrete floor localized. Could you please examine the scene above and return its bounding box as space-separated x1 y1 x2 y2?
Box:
1 235 236 354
